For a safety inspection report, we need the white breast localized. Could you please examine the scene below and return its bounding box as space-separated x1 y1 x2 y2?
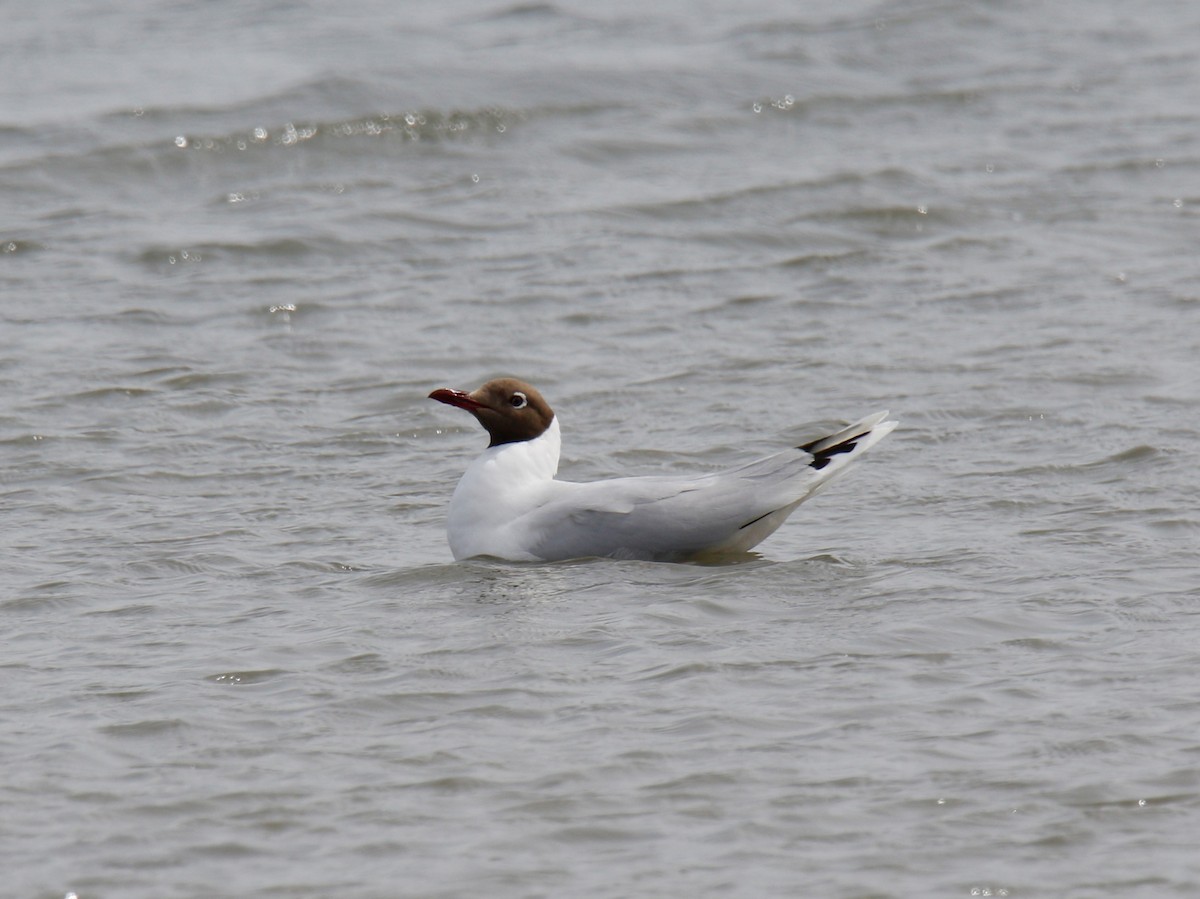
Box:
445 417 562 560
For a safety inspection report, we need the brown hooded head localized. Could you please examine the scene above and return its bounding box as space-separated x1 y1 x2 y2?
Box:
428 377 555 447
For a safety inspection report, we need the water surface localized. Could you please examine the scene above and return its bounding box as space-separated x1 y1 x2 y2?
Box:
3 1 1199 896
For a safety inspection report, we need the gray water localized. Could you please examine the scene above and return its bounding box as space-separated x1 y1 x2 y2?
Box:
3 1 1199 896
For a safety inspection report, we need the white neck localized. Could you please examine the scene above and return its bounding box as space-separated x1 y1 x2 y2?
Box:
483 414 558 481
454 414 561 500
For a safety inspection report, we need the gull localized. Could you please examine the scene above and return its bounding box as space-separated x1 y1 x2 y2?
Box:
429 378 896 562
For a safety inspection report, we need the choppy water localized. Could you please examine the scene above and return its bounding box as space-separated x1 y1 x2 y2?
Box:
4 1 1200 896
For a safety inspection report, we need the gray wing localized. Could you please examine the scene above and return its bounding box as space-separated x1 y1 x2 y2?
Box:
522 450 818 561
522 410 896 561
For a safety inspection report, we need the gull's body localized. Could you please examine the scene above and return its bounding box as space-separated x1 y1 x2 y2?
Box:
429 378 896 562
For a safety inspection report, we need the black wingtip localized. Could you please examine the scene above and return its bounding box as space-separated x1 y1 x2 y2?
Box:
799 434 861 470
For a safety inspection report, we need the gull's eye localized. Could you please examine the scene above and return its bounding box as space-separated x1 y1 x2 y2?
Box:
509 391 528 409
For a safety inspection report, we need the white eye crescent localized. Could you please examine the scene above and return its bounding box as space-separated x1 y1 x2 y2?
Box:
509 391 528 409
